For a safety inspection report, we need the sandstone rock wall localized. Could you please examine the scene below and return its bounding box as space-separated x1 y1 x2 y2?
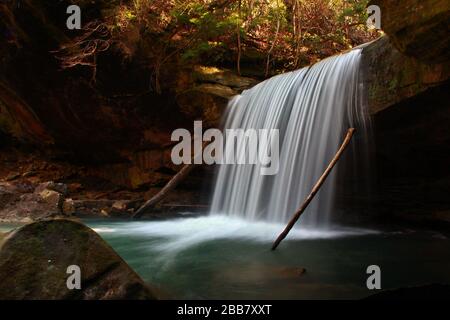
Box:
364 0 449 114
363 36 449 114
372 0 450 64
0 1 255 192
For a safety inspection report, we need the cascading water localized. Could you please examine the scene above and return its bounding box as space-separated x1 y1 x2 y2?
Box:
210 49 369 228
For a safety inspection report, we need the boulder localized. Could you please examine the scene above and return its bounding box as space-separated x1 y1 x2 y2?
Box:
36 189 64 215
0 181 69 222
0 219 157 300
35 181 68 196
63 198 76 215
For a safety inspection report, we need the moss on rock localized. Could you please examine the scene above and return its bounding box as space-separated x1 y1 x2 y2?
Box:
0 219 158 300
372 0 450 63
362 36 450 114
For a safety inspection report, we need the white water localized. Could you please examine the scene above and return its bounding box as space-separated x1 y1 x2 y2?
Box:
92 50 374 255
210 49 369 228
92 215 377 253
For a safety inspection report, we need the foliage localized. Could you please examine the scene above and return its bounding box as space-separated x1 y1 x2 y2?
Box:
57 0 380 89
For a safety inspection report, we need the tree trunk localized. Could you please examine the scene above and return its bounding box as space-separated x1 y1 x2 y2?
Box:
265 0 281 77
236 0 242 75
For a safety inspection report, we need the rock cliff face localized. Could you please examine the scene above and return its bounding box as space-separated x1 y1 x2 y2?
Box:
0 0 255 194
372 0 450 64
0 0 449 223
364 0 450 114
363 36 449 114
358 1 450 225
371 81 450 225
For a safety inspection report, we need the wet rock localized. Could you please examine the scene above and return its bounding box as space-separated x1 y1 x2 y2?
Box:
0 219 158 299
38 189 64 215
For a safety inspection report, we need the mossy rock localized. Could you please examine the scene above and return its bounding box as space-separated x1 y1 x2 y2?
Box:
372 0 450 63
0 219 157 300
362 36 450 114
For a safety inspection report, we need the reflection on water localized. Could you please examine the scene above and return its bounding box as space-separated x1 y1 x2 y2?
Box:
85 216 450 299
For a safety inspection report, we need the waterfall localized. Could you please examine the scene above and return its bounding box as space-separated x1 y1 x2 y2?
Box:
210 49 369 228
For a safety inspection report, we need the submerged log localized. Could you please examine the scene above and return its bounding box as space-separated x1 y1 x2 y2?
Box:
271 128 355 251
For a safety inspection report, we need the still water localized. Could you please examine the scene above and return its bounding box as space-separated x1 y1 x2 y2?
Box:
83 215 450 299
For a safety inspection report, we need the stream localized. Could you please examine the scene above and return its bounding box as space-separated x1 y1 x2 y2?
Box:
82 215 450 299
1 216 449 299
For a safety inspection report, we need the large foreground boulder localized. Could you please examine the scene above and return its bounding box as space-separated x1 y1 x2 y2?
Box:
0 219 157 299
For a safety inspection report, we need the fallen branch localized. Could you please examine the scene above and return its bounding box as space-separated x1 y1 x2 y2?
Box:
271 128 356 250
132 140 206 219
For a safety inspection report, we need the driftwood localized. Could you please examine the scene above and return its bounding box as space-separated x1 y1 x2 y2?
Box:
132 140 206 219
271 128 356 250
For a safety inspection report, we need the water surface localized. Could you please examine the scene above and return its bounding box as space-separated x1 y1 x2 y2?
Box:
85 215 450 299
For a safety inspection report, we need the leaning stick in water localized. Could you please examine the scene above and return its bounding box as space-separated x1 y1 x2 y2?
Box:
132 140 207 219
271 128 356 250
